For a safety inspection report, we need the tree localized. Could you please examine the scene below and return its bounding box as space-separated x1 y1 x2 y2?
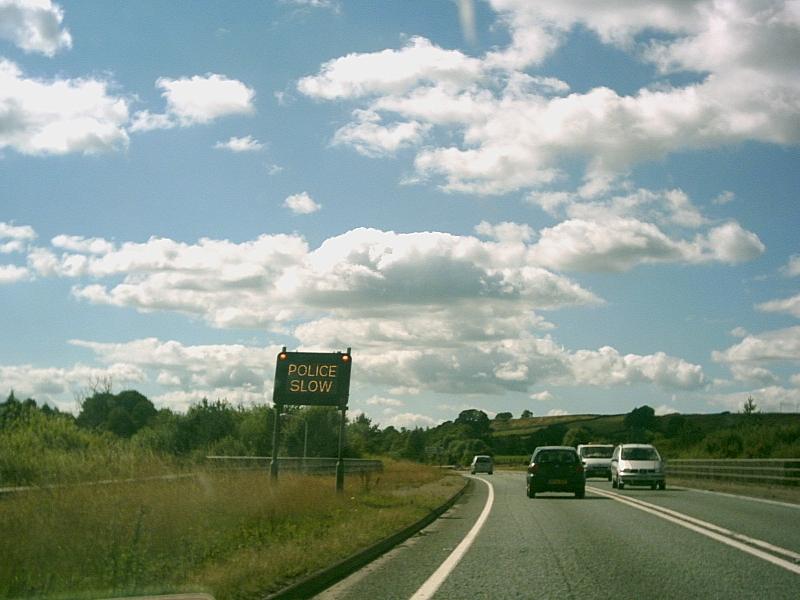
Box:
455 409 490 439
520 409 533 419
742 395 758 415
562 426 591 447
624 405 656 431
494 412 513 421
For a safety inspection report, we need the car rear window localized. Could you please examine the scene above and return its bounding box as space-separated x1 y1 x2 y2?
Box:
475 457 491 463
621 447 658 460
535 450 578 464
580 446 613 458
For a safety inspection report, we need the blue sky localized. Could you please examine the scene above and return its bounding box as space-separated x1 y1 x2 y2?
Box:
1 0 799 427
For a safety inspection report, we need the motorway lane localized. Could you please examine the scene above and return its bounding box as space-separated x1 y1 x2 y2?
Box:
317 472 800 599
585 480 800 556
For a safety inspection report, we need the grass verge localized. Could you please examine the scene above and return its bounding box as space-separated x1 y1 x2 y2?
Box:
0 460 462 600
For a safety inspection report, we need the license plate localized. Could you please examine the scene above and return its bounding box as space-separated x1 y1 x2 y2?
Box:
548 479 567 485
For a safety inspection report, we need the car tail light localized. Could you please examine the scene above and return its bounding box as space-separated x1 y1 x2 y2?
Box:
528 464 539 474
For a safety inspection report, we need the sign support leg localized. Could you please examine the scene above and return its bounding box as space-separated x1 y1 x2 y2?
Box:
336 405 346 493
270 404 282 482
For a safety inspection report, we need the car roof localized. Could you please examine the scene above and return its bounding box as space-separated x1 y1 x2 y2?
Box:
578 443 613 446
533 446 577 452
618 443 656 448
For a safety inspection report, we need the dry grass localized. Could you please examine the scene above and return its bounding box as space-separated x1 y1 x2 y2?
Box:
0 460 462 600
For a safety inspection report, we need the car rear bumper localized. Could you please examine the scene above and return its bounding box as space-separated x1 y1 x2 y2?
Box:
619 473 665 485
528 475 584 492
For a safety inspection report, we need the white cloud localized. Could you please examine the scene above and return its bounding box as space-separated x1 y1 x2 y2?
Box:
131 74 255 131
713 326 800 364
284 191 321 214
298 2 800 195
19 227 709 396
0 59 129 156
1 222 36 253
654 404 678 416
0 0 72 56
757 293 800 319
51 234 114 255
0 264 29 283
712 386 800 413
0 361 146 412
332 110 429 157
379 412 438 429
530 390 554 402
527 217 764 273
214 135 264 152
365 395 404 408
783 255 800 278
546 408 569 416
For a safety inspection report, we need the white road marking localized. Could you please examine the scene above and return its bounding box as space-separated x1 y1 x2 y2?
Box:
676 485 800 510
588 486 800 575
409 476 495 600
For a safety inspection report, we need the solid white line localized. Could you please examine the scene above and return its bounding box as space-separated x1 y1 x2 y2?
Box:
588 486 800 575
410 476 495 600
676 485 800 510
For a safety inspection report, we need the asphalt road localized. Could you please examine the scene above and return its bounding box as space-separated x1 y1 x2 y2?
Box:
316 471 800 600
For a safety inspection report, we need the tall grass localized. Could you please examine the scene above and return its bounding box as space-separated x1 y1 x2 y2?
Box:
0 411 180 487
0 461 461 599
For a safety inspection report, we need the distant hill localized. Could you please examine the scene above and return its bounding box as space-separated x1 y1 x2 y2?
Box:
489 411 800 459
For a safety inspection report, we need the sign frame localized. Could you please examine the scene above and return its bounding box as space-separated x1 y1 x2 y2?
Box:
272 349 352 408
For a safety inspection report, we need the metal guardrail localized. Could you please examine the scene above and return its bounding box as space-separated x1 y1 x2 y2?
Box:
666 459 800 486
205 456 383 475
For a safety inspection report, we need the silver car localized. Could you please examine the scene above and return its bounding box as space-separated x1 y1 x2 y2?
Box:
611 443 666 490
470 454 493 475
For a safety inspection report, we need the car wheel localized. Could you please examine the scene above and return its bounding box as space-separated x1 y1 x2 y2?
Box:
612 475 618 489
488 471 493 475
658 481 667 490
617 480 624 489
650 483 657 490
526 482 535 498
607 473 612 482
575 488 585 499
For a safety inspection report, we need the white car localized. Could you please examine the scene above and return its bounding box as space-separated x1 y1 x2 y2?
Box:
611 443 666 490
577 443 614 480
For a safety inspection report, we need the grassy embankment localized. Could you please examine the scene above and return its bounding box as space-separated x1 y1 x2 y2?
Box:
0 412 462 599
1 462 461 600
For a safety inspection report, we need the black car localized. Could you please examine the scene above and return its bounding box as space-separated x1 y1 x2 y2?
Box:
526 446 585 498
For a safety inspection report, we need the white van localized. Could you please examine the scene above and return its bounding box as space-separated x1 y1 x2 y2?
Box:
577 443 614 480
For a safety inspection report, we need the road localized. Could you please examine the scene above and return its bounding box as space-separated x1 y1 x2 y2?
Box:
316 471 800 599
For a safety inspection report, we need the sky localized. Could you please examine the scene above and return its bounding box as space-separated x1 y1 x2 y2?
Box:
1 0 799 428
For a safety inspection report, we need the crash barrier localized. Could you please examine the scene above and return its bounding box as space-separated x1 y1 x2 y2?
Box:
205 456 383 475
666 459 800 487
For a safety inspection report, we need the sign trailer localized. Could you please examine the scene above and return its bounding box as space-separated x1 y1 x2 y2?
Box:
270 347 352 491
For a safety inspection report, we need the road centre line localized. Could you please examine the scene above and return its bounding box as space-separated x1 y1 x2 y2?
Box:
410 476 495 600
587 486 800 575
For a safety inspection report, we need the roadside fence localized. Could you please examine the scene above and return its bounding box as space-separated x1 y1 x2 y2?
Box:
666 459 800 487
205 456 383 475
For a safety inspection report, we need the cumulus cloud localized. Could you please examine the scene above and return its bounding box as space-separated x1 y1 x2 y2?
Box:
713 326 800 365
130 74 255 131
298 1 800 195
1 222 36 254
712 385 800 413
757 294 800 319
0 0 72 56
0 361 145 412
783 255 800 278
284 192 321 214
15 226 710 397
0 59 129 155
379 412 438 429
214 135 264 152
527 217 764 273
332 110 429 157
0 264 29 283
